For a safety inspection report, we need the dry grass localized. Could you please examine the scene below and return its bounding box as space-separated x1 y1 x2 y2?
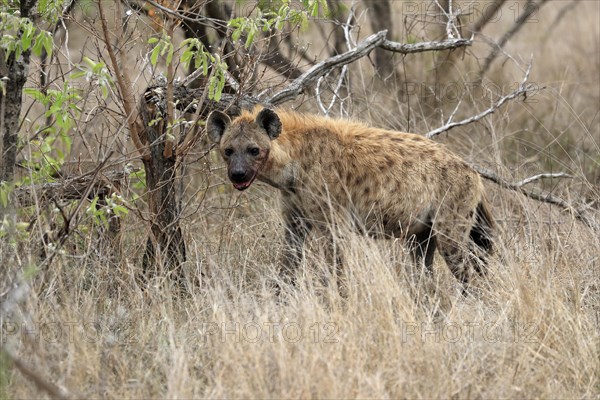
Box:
1 1 599 399
2 188 599 398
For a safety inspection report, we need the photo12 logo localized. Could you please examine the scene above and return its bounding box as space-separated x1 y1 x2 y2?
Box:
400 320 540 344
1 320 138 345
194 321 340 344
400 1 541 24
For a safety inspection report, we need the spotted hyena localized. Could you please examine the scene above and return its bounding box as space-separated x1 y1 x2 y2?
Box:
207 108 495 286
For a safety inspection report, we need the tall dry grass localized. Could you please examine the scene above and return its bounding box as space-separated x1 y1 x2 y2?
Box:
1 0 599 398
2 188 598 398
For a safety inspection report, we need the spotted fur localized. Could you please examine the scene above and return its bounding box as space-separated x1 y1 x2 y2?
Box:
207 108 495 286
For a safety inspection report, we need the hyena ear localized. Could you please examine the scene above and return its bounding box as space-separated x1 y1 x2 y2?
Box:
206 111 231 143
255 108 282 140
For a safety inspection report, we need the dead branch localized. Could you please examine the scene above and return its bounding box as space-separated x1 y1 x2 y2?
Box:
266 30 388 105
143 31 390 117
379 37 472 54
515 172 572 187
472 165 598 232
148 31 474 117
13 168 131 208
426 62 535 138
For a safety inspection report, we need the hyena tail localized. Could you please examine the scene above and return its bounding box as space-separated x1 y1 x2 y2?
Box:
470 199 495 255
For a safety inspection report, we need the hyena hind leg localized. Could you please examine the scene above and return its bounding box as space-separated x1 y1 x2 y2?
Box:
435 202 495 290
434 218 475 286
468 201 495 275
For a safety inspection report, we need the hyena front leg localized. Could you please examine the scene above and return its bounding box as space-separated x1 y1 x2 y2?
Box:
280 202 312 286
411 224 437 273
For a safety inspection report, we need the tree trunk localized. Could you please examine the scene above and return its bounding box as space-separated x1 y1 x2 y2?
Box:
0 1 38 183
362 0 395 80
138 94 186 285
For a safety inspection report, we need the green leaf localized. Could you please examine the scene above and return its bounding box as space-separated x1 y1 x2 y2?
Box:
0 182 11 208
24 88 46 102
166 43 174 65
150 44 160 66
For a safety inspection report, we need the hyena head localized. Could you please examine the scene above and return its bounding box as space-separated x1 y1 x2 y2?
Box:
207 108 282 191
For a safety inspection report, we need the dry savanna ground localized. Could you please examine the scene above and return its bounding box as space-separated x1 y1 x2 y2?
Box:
1 0 599 398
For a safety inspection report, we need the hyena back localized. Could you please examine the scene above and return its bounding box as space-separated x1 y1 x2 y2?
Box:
207 108 495 286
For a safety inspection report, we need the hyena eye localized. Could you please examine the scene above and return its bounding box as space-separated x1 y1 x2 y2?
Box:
223 148 234 157
248 147 260 156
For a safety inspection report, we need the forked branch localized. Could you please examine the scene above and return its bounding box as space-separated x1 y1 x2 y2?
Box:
266 30 388 105
426 62 536 138
473 165 598 231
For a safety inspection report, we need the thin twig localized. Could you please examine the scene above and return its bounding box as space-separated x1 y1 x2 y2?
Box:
479 0 550 78
316 65 348 116
316 12 353 117
434 0 460 39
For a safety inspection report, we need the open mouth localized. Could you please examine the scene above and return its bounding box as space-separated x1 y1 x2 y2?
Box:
232 171 258 191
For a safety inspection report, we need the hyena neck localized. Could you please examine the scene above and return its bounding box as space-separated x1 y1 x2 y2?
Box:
258 140 300 192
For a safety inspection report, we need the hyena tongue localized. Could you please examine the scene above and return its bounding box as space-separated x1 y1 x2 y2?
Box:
232 171 257 191
233 182 251 191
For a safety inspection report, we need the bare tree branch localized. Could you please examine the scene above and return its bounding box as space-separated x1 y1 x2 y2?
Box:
379 37 472 54
472 165 598 232
266 30 388 105
426 62 535 138
13 168 131 208
164 31 474 115
515 172 572 187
